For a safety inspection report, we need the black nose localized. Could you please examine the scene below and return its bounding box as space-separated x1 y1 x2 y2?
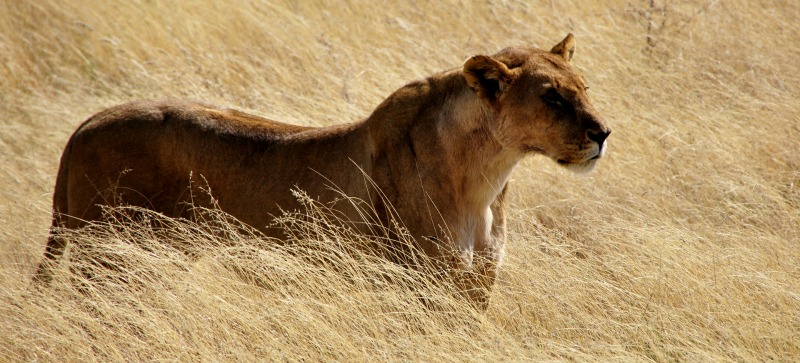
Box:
587 129 610 144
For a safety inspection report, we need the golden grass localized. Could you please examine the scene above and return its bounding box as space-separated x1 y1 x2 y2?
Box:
1 0 798 361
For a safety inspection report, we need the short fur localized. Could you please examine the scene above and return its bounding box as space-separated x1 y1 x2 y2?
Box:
35 34 610 308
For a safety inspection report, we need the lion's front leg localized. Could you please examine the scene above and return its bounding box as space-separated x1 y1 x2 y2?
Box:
448 183 508 310
463 265 497 310
459 182 507 310
449 252 499 310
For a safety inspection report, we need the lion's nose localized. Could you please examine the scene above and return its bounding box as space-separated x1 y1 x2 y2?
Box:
587 129 610 145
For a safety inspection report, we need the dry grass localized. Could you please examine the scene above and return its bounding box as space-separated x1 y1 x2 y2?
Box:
1 0 798 361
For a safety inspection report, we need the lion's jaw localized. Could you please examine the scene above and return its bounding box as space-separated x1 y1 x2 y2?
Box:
554 137 607 174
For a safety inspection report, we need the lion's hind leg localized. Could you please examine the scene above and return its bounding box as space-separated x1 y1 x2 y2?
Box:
33 223 68 285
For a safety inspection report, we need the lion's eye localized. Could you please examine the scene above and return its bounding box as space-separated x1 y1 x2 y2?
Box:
541 89 566 108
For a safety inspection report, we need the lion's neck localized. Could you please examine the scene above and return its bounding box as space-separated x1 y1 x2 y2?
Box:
434 76 520 207
365 70 521 255
428 74 520 256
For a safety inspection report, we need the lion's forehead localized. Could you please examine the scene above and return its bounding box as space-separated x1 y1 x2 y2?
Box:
495 46 586 86
519 68 587 94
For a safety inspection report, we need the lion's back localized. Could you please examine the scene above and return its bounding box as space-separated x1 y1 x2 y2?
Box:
74 99 312 141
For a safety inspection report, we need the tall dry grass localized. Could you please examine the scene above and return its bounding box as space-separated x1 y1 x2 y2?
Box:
1 0 798 361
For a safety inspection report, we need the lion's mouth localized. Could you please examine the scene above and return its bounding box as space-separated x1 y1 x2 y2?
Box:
559 150 602 165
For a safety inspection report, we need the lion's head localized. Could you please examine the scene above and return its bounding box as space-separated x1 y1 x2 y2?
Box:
463 34 611 173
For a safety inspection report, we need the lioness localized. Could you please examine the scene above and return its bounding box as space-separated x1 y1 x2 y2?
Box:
35 34 610 307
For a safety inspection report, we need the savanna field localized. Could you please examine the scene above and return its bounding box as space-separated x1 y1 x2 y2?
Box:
1 0 798 361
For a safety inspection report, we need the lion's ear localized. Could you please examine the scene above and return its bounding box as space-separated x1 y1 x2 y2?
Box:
463 55 513 101
550 33 576 63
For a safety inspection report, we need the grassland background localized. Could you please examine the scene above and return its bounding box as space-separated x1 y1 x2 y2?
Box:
1 0 798 361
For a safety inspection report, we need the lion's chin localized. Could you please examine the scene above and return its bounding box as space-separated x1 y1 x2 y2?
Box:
556 158 598 174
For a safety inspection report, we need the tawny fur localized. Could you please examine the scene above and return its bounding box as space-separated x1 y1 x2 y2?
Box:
35 34 610 308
